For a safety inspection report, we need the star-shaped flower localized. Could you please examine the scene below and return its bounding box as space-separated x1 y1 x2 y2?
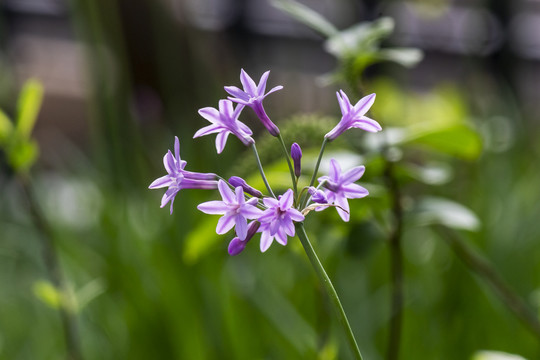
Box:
225 69 283 136
198 180 263 240
149 136 217 214
325 90 381 141
194 99 254 154
317 159 369 222
257 189 304 252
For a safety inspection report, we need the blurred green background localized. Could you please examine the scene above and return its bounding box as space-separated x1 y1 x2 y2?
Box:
1 0 540 359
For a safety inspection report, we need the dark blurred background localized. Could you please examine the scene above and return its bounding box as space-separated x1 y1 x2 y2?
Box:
1 0 540 359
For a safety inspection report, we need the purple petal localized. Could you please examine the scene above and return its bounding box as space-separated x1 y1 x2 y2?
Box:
149 175 173 189
351 116 382 132
287 208 304 222
263 197 279 208
232 103 246 120
193 124 221 138
163 151 176 174
218 179 235 204
279 189 294 210
240 69 257 96
169 197 175 214
240 205 263 219
341 166 365 184
337 90 352 115
329 159 341 181
227 97 251 106
257 71 270 96
161 188 178 208
283 219 295 237
274 227 288 246
224 86 250 102
215 131 230 154
264 85 283 97
180 179 218 190
260 231 273 252
218 100 233 121
235 186 244 205
216 215 236 234
235 215 248 240
335 196 350 222
197 200 229 215
182 170 216 181
258 208 276 223
352 93 376 117
174 136 181 162
198 107 221 124
342 183 369 198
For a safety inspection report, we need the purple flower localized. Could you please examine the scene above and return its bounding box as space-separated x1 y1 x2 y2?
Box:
317 159 369 222
325 91 382 141
290 142 302 177
229 176 262 198
194 99 254 154
225 69 283 136
308 186 327 204
257 189 304 252
198 180 263 240
149 136 217 214
228 221 260 256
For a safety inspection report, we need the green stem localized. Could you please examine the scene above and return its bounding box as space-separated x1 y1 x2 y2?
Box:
301 138 329 209
251 144 276 198
295 223 363 360
277 134 297 200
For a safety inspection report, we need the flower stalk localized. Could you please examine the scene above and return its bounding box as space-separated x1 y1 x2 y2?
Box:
251 143 276 198
295 223 363 360
277 133 298 200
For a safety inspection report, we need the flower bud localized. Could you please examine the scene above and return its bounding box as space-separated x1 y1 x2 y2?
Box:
228 221 260 256
308 186 327 203
290 142 302 177
228 176 263 197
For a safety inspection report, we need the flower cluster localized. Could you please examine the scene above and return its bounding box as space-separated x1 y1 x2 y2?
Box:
149 69 381 254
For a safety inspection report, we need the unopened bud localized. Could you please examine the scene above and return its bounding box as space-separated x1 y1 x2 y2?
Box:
308 187 327 203
229 176 263 197
228 221 260 256
290 142 302 177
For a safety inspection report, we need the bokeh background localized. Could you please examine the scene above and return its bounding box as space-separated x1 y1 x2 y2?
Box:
1 0 540 359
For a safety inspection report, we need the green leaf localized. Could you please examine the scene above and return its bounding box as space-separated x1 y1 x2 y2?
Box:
410 124 483 160
0 108 13 145
16 79 44 139
271 0 338 37
324 17 394 58
378 48 424 68
8 139 39 172
410 196 481 231
472 350 527 360
33 280 62 309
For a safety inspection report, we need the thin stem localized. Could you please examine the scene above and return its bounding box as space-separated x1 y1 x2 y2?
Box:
383 159 404 360
295 223 363 360
301 138 328 209
19 175 84 360
436 227 540 339
277 133 297 200
251 144 276 198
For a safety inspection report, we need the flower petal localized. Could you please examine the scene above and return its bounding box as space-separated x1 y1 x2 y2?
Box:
216 215 236 234
257 71 270 96
342 183 369 198
258 208 276 223
235 186 244 205
218 179 235 204
149 175 173 189
193 124 221 138
329 159 341 181
341 166 365 184
260 230 273 252
215 131 230 154
279 189 294 210
351 116 382 132
235 215 248 240
283 218 295 237
232 103 246 120
197 200 229 215
240 205 263 219
174 136 181 162
161 188 178 208
274 227 288 246
287 208 305 222
337 90 352 116
224 86 250 102
334 196 350 222
264 85 283 97
163 151 176 174
352 93 376 117
198 107 221 124
240 69 257 95
263 197 279 208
